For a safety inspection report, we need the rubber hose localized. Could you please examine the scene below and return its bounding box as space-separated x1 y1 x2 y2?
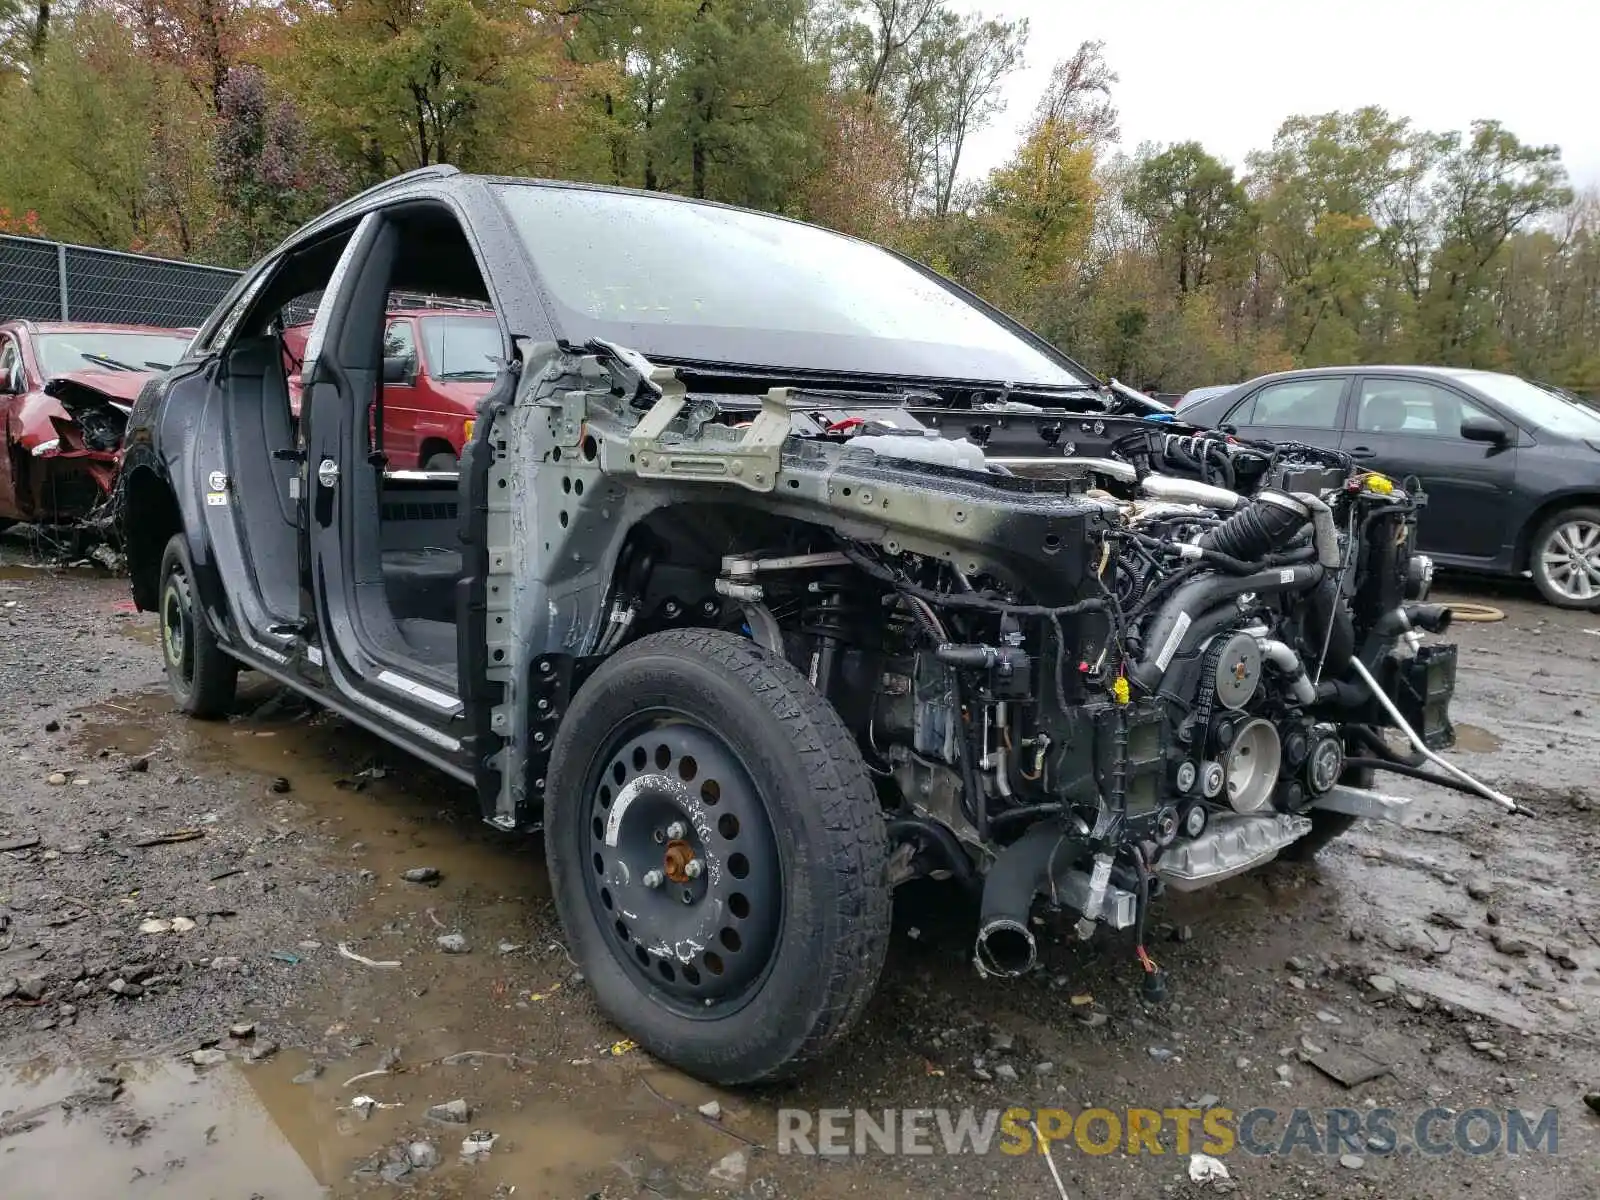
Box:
1442 602 1505 623
1130 562 1325 694
1343 756 1516 803
1198 491 1308 561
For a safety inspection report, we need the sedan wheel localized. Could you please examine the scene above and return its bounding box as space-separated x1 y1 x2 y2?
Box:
1532 507 1600 609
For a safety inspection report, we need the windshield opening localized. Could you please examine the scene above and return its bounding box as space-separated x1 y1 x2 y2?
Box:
1449 371 1600 437
494 184 1091 388
35 331 192 376
420 316 502 380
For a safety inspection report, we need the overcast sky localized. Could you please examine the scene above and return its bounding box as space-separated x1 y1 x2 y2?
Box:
954 0 1599 190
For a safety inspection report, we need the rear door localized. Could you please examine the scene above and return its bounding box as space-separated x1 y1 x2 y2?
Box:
1345 375 1517 561
1217 375 1350 450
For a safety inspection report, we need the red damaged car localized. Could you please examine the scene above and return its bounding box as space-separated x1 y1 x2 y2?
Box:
0 320 194 525
283 307 498 470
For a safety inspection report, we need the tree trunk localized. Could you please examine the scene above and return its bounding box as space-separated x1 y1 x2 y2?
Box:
29 0 49 60
196 0 228 109
691 84 708 199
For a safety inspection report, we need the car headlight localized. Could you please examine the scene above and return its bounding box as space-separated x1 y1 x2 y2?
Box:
463 418 475 442
31 439 60 457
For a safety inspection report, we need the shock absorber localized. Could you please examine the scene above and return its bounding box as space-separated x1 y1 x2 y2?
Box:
800 586 878 727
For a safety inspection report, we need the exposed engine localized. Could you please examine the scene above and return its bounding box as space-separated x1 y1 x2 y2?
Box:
550 346 1513 1004
51 386 131 453
642 420 1495 993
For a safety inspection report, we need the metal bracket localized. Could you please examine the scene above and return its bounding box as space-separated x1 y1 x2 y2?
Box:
629 384 791 493
1311 783 1415 823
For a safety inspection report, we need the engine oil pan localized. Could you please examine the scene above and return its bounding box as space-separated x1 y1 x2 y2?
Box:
1156 812 1312 891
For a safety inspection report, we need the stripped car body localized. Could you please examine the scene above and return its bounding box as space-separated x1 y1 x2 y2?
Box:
0 320 192 525
118 167 1513 1085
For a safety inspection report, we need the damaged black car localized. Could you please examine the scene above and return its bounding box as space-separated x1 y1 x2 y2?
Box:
116 167 1512 1085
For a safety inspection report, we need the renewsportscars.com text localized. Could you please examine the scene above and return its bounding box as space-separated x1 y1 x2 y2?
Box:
776 1105 1561 1159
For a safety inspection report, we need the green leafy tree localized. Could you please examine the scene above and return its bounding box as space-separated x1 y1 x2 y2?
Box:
1247 107 1415 361
651 0 823 207
0 7 214 253
285 0 596 180
1414 119 1570 363
1126 141 1254 294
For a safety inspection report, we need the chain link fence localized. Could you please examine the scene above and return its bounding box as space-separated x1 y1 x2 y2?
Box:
0 234 241 329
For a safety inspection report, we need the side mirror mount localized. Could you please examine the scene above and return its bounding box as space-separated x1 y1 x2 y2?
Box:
382 355 413 385
1461 413 1510 446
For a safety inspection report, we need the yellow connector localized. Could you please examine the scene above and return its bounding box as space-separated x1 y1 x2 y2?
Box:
1364 473 1394 495
1112 676 1131 705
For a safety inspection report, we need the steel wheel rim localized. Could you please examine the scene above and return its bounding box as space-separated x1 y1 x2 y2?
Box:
161 571 193 685
583 712 783 1017
1541 519 1600 601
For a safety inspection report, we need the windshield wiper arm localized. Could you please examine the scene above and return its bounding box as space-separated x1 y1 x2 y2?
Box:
81 352 141 372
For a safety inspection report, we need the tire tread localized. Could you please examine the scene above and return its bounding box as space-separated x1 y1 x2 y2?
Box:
546 628 890 1083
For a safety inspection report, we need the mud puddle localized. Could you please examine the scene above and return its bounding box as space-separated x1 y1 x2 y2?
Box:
1452 723 1503 753
61 683 860 1197
0 1058 322 1200
0 562 114 584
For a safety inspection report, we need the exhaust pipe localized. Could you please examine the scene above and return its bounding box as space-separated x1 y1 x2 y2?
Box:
974 823 1067 977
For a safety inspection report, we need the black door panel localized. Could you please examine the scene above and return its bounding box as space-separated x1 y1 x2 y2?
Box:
1348 377 1516 561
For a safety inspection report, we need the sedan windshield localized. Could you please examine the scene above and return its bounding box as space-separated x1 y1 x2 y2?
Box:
35 331 191 376
1450 370 1600 437
495 184 1091 388
420 316 502 380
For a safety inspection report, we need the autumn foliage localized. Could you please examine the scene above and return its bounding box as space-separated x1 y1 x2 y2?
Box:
0 0 1592 393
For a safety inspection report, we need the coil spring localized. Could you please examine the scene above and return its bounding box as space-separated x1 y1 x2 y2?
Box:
800 589 872 644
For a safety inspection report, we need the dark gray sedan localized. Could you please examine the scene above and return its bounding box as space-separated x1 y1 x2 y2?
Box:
1178 365 1600 608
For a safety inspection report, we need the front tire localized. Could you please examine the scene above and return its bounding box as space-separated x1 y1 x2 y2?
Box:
544 629 890 1085
158 534 238 719
1530 506 1600 609
422 450 458 472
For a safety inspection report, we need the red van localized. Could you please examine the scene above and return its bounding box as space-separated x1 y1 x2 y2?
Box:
284 307 497 469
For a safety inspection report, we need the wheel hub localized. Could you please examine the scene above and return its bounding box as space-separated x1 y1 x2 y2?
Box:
585 721 781 1012
662 838 696 884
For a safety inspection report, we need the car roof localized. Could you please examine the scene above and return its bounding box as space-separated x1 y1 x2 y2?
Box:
1230 364 1519 385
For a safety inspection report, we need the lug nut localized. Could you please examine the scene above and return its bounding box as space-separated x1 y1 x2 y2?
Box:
665 821 687 840
681 889 694 905
642 869 664 889
653 828 666 844
683 859 703 879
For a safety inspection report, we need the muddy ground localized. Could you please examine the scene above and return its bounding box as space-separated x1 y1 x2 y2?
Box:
2 538 1598 1200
